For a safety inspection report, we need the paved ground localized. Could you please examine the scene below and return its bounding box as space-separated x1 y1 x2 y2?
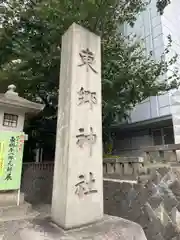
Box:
0 204 50 239
0 205 147 240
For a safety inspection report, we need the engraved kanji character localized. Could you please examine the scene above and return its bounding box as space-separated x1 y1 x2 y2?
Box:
78 48 98 73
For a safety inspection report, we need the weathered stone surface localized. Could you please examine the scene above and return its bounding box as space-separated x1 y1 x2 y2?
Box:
1 215 147 240
170 180 180 200
0 202 32 220
0 192 24 206
52 23 103 229
104 167 180 240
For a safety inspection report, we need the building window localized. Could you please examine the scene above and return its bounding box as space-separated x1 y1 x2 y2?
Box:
152 127 174 145
152 129 163 145
3 113 18 128
163 127 174 144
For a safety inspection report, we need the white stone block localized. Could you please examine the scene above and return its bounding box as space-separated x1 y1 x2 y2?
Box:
51 23 103 229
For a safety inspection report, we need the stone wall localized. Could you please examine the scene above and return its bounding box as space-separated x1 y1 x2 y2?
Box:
104 167 180 240
21 163 180 240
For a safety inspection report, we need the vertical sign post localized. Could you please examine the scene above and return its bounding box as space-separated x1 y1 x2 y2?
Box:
51 23 103 229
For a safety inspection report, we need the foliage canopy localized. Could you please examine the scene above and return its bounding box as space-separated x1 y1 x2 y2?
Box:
0 0 178 154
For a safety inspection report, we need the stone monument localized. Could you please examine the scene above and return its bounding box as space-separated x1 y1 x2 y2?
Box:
51 22 103 229
50 23 147 239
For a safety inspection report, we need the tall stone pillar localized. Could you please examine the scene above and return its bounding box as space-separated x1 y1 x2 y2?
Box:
51 23 103 229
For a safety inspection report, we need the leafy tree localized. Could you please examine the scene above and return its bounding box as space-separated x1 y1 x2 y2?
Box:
0 0 178 156
156 0 171 15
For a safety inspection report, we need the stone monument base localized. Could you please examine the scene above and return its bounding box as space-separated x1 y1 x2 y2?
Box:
4 215 147 240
